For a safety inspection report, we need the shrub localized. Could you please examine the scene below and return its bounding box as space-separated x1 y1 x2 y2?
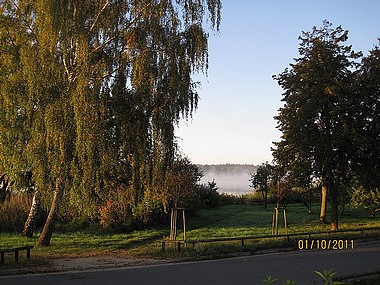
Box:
98 198 133 230
197 181 221 209
0 195 29 232
351 186 380 217
132 198 165 225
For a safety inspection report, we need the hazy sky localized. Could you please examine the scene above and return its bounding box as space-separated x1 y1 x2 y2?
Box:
175 1 380 165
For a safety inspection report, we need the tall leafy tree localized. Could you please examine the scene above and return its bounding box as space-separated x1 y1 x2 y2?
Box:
0 0 221 245
273 21 361 230
161 153 202 210
250 162 272 209
354 40 380 189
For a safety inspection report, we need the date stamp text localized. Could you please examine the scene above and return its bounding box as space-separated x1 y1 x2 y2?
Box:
298 239 354 250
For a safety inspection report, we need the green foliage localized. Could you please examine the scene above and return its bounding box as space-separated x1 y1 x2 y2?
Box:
98 199 131 230
354 40 380 190
351 186 380 217
262 276 297 285
196 180 221 209
250 162 273 209
0 1 222 239
292 186 319 213
283 280 297 285
161 154 203 211
132 198 165 226
314 269 346 285
0 203 379 266
272 20 379 230
262 270 346 285
263 276 278 284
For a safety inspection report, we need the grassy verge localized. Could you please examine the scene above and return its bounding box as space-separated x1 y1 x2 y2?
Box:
0 203 379 270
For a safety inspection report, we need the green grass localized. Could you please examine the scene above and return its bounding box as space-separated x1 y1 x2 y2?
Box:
0 203 379 270
183 203 380 239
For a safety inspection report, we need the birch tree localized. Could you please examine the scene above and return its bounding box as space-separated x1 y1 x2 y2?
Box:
0 0 221 245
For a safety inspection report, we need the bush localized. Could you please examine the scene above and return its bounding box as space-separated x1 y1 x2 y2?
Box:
132 198 165 226
0 195 29 232
197 181 220 209
98 198 133 230
351 186 380 217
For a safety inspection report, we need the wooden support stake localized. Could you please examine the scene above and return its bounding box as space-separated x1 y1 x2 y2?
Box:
183 210 186 241
283 209 288 235
15 250 19 263
162 241 166 252
27 247 31 260
275 207 279 236
174 209 177 240
170 209 174 240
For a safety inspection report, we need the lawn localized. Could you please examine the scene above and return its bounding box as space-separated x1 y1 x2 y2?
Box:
0 203 379 267
184 203 380 239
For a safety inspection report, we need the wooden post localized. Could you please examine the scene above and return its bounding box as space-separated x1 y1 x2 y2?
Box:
283 208 288 235
15 249 19 263
275 207 279 236
26 247 31 261
170 209 178 241
162 240 166 252
169 208 186 246
271 211 275 235
170 209 174 240
174 209 177 240
183 209 186 241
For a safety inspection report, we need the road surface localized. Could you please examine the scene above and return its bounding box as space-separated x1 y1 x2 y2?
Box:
1 240 379 285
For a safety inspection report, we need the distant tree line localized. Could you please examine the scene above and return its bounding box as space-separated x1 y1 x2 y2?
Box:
199 164 258 175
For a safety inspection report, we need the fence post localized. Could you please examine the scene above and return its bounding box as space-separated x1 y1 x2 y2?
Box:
26 247 31 261
14 249 19 263
162 240 166 252
283 209 288 235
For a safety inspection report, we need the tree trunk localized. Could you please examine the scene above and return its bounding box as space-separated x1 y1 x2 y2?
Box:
36 180 63 246
264 186 268 210
22 191 41 238
308 191 312 214
319 185 327 224
328 181 339 231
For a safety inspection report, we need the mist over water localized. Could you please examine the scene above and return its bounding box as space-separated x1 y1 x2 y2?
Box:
198 164 258 195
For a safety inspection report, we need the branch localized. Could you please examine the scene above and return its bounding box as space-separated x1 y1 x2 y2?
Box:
91 2 153 54
90 0 111 32
92 34 118 54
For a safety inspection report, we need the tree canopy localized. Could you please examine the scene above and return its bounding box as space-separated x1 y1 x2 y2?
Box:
272 21 379 230
250 162 272 209
0 0 221 245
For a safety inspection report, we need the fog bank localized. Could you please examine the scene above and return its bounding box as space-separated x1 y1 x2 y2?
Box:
198 164 258 194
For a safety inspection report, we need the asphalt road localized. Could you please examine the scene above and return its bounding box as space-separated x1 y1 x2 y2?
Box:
1 240 379 285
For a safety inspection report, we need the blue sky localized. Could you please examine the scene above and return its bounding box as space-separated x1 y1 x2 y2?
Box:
175 1 380 165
